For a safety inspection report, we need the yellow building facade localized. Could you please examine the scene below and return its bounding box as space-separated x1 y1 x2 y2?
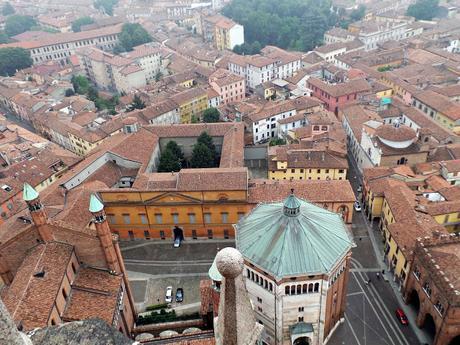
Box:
380 199 410 284
269 166 347 181
177 94 208 123
431 212 460 233
99 189 251 240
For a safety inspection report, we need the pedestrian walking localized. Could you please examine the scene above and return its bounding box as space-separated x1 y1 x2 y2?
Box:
376 272 380 279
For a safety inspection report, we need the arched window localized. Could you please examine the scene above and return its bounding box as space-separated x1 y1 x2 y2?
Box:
285 286 290 295
290 285 296 295
269 283 273 291
256 275 259 284
297 284 301 294
302 284 307 293
308 283 314 293
314 283 320 292
251 271 254 281
264 280 268 289
247 269 250 278
51 319 56 326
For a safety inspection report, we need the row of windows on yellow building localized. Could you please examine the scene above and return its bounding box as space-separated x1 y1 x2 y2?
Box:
380 198 409 285
268 167 347 181
178 95 209 123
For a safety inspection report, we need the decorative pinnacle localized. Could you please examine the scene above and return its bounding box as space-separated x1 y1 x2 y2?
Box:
23 183 38 202
216 247 243 279
89 194 104 213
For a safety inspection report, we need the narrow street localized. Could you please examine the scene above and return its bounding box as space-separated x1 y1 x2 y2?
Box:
327 155 431 345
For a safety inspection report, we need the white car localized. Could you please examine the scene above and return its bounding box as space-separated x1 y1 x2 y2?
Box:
354 201 362 212
173 237 181 248
165 286 173 303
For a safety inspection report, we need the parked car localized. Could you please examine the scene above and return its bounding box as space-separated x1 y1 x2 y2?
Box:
176 288 184 303
395 308 408 325
173 237 181 248
165 286 173 303
354 201 362 212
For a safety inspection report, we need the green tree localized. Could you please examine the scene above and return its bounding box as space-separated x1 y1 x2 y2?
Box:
0 47 32 76
202 108 220 123
0 31 9 44
87 86 99 102
71 75 90 94
94 0 118 16
197 131 216 153
190 143 215 168
223 0 337 52
191 114 198 123
118 23 152 51
2 2 14 16
407 0 440 20
157 149 181 172
350 5 366 21
71 17 94 32
251 41 262 54
269 138 286 146
165 141 184 163
65 88 75 97
5 15 37 37
131 94 145 109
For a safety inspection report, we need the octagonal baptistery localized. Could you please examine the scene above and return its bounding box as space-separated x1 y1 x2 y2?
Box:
375 123 417 149
235 192 354 345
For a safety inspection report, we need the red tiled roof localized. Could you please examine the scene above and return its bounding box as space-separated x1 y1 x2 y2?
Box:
3 242 74 330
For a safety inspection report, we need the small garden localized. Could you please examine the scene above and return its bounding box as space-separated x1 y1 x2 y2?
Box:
137 309 200 325
157 131 220 172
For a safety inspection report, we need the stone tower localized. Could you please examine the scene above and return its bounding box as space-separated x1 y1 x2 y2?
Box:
215 247 263 345
23 183 53 242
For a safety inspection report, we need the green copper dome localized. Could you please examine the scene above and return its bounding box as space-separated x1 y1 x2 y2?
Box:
236 195 353 279
89 194 104 213
23 183 39 202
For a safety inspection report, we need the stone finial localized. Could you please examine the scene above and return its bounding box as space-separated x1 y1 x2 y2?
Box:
216 247 243 279
215 247 263 345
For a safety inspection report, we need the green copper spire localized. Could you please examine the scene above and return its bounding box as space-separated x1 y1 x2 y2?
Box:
208 256 222 282
89 194 104 213
23 183 39 202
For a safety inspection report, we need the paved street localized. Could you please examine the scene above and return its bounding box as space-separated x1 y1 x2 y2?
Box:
330 156 429 345
121 240 235 312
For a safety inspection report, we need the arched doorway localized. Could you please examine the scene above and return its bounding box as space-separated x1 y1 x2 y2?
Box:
422 313 436 342
407 290 420 313
293 337 310 345
448 335 460 345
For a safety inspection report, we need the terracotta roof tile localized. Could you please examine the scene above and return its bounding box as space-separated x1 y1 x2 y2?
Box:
63 267 122 324
248 179 355 204
3 242 74 330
